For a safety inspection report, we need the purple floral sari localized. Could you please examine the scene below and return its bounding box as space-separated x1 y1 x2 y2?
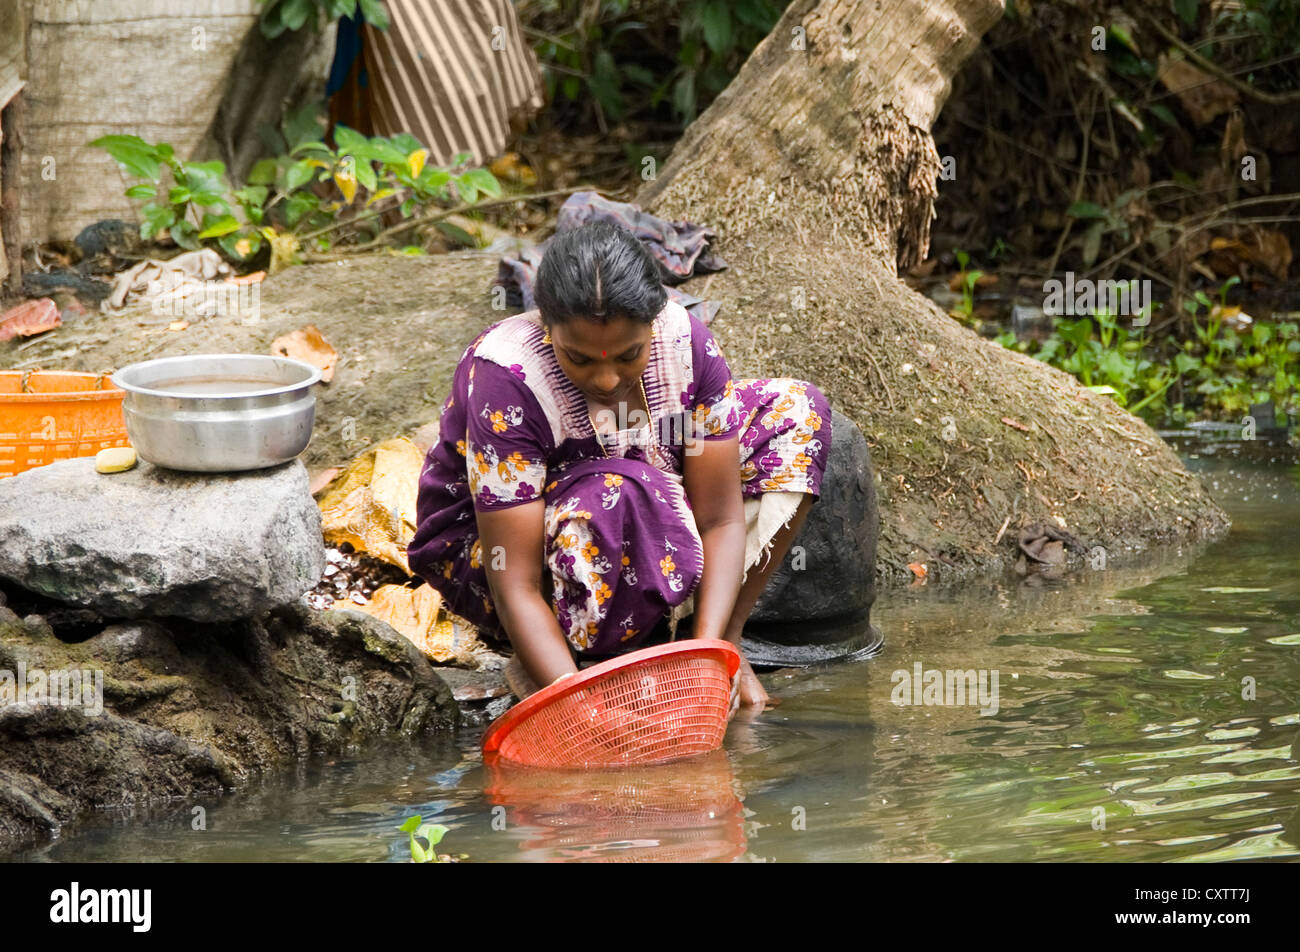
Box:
408 300 832 656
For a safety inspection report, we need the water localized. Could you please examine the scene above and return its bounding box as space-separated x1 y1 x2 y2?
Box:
11 445 1300 862
147 376 279 395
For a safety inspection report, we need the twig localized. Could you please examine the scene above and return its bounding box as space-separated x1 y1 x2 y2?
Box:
301 186 596 259
1143 13 1300 106
994 515 1011 545
1046 87 1095 278
863 348 895 410
15 331 57 351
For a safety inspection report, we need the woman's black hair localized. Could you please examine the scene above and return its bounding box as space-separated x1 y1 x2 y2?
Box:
534 220 667 327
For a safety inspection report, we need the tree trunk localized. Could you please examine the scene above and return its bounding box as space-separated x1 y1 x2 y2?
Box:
639 0 1229 584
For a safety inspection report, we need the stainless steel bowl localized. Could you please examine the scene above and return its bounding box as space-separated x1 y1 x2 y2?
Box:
112 354 322 472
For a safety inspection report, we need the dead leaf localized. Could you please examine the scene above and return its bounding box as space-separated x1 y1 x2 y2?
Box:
271 324 338 382
228 270 266 285
309 466 340 497
1157 53 1239 126
1220 109 1247 164
167 320 189 331
907 562 928 579
0 298 61 342
1208 230 1292 282
488 151 537 186
266 232 301 275
318 437 424 572
335 583 490 665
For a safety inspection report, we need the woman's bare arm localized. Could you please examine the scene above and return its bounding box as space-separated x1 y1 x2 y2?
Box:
475 501 578 686
682 434 746 642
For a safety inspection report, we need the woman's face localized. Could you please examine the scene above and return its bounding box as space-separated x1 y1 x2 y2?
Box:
548 315 653 405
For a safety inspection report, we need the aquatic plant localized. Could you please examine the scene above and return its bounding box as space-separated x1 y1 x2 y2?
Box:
398 814 449 864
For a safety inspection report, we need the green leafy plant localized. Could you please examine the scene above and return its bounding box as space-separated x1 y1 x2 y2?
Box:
1000 295 1300 430
527 0 787 129
399 814 448 863
89 136 259 256
950 249 983 324
257 0 389 39
93 110 504 269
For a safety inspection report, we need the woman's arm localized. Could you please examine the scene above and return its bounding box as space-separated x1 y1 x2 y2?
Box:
476 500 578 687
682 434 746 642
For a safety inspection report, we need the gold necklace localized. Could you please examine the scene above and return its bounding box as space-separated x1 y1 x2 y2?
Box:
589 378 655 460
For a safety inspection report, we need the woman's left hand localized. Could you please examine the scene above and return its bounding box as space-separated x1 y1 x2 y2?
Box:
735 656 773 710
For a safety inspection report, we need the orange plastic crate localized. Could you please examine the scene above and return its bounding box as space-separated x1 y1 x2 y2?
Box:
0 370 130 479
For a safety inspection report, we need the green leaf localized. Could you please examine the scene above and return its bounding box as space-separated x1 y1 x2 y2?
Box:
247 159 279 186
1148 104 1178 128
389 133 425 155
279 0 314 32
1066 201 1106 220
366 136 409 165
124 184 156 200
171 219 200 251
416 167 451 196
181 160 228 200
1081 221 1105 268
698 1 733 53
283 103 326 151
354 159 378 193
398 815 422 834
285 190 320 226
409 838 429 863
417 823 447 848
140 203 177 240
197 213 241 239
168 186 192 205
234 185 269 209
1108 25 1137 53
285 159 317 192
358 0 389 30
460 167 501 200
673 72 696 123
333 124 371 158
622 64 656 87
91 134 162 180
219 230 263 260
434 220 476 247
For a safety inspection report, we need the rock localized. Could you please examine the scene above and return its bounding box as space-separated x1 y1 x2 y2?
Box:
751 409 878 626
0 600 456 853
0 457 325 622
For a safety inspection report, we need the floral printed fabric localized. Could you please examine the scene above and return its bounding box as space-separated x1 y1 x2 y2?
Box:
408 300 832 656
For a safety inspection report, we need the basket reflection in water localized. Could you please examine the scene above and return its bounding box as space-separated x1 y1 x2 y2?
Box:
484 749 746 862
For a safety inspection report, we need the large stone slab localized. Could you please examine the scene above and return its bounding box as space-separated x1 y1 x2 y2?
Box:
0 457 325 621
751 409 878 625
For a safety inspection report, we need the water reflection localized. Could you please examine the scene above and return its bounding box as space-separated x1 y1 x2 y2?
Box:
483 750 745 862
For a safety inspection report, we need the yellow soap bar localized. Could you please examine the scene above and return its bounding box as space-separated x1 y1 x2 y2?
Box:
95 447 138 473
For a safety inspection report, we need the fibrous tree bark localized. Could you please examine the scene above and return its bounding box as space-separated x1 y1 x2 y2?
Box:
639 0 1229 583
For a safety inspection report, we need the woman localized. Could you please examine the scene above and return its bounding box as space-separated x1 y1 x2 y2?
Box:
409 221 832 708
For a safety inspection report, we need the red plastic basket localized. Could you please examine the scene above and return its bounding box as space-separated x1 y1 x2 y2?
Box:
482 639 742 768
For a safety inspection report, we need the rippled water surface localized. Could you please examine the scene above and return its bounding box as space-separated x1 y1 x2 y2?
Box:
14 446 1300 862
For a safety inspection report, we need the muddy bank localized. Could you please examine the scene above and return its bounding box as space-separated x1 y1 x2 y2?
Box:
0 584 456 853
2 247 1230 585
